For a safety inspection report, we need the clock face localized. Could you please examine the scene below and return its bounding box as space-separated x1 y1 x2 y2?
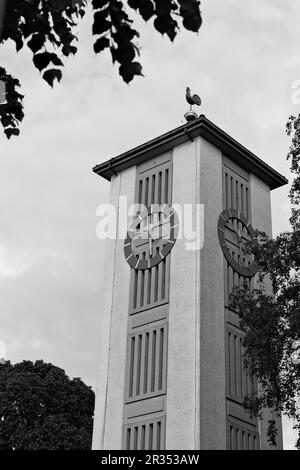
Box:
124 204 179 270
217 208 258 277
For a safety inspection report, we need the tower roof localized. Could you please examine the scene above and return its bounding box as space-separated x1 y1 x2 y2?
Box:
93 115 288 190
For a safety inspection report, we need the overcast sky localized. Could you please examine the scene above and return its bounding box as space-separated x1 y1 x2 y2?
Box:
0 0 299 449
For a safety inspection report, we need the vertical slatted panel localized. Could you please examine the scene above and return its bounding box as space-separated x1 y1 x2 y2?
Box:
226 324 256 403
227 418 260 450
126 323 167 402
124 417 165 450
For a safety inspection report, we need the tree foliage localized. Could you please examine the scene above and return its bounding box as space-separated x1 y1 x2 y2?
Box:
0 360 95 450
230 114 300 449
0 67 24 139
0 0 202 138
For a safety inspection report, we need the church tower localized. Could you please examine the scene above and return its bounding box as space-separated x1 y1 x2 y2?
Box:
92 114 287 450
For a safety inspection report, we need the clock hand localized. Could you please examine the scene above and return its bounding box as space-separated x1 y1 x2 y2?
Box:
132 225 151 239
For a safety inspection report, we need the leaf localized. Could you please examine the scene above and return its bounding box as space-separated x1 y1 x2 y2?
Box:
72 0 87 7
1 114 13 128
12 103 24 122
92 0 109 8
14 33 24 52
33 52 52 72
4 127 20 139
92 9 111 35
93 36 110 53
52 18 69 39
49 0 71 12
127 0 140 9
43 69 63 87
62 44 77 56
27 33 45 54
178 0 202 32
119 61 143 84
113 43 136 65
50 53 64 66
113 24 139 43
139 0 155 22
154 16 177 41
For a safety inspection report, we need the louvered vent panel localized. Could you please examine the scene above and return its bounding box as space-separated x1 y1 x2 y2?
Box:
125 322 167 402
123 416 165 450
227 418 260 450
137 164 171 206
131 258 169 313
226 324 257 403
223 166 250 218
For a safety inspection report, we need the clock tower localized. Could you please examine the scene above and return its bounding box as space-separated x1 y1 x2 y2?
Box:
92 115 287 450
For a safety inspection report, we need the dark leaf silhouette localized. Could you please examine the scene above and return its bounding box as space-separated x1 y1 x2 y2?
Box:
127 0 140 8
49 0 71 11
43 69 63 87
62 44 78 56
128 0 155 22
50 53 64 67
27 33 45 54
94 36 110 53
4 127 20 139
93 9 111 35
119 61 143 83
14 32 24 52
92 0 109 8
0 114 13 128
33 52 52 72
154 16 177 41
139 1 155 21
179 0 202 32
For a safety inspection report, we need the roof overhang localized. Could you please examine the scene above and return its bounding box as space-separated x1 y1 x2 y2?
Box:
93 114 288 190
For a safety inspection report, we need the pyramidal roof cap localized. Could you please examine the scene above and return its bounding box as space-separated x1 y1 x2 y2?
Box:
93 115 288 190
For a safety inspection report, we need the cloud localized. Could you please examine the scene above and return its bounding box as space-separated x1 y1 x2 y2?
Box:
0 340 6 360
282 415 298 450
0 244 36 279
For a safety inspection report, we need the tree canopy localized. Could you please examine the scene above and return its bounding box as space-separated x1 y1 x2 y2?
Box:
230 114 300 449
0 0 202 138
0 360 95 450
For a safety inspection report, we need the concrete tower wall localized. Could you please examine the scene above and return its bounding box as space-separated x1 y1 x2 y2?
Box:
92 166 136 450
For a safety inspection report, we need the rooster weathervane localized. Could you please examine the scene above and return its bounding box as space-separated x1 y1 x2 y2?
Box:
184 86 201 122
